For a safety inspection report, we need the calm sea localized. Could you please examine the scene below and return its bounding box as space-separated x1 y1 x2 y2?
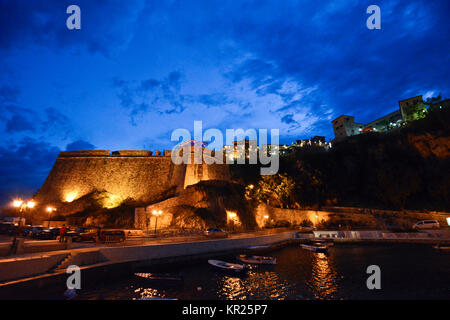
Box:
76 244 450 300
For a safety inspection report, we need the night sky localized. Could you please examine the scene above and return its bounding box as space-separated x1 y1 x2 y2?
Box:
0 0 449 205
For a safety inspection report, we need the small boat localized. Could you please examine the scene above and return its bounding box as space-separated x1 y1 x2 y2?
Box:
313 240 334 247
63 289 77 300
208 259 246 272
139 297 178 300
246 245 272 252
433 244 450 251
300 244 328 253
134 273 184 283
247 245 271 250
237 254 277 265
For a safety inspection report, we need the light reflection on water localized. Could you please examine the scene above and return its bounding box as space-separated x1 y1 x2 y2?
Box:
306 253 339 299
75 244 450 300
216 270 292 300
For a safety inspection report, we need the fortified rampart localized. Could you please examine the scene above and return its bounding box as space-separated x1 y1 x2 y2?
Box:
34 148 230 215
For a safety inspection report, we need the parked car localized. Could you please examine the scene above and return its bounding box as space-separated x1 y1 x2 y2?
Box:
28 226 45 238
73 227 104 242
65 227 84 241
21 226 34 237
204 228 228 238
100 229 126 242
413 220 440 230
298 225 316 233
37 227 60 240
0 222 16 235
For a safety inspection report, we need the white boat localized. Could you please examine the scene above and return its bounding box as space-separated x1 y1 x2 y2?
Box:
135 273 184 284
139 298 178 300
314 240 334 247
300 244 328 253
433 245 450 251
247 245 271 250
237 254 277 265
208 259 246 272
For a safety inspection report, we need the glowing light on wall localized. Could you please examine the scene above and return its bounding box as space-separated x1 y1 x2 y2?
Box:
65 191 78 202
227 211 237 219
226 210 241 227
103 194 123 209
447 217 450 226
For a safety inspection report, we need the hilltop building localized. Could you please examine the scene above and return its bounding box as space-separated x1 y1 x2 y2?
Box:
331 95 423 141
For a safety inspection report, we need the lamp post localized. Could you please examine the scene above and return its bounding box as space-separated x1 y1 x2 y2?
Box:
10 199 36 255
263 215 269 229
26 200 35 225
152 210 162 235
227 211 237 232
46 207 56 228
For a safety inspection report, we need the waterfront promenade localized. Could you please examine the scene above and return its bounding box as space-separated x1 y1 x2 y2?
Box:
1 227 449 298
0 229 296 292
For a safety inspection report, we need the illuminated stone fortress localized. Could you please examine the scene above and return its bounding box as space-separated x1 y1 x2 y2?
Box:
34 147 230 215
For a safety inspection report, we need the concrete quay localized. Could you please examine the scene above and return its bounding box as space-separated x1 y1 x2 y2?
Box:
1 228 450 299
0 230 297 298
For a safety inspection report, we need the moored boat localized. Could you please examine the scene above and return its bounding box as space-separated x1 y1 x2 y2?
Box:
139 297 178 300
208 259 247 272
247 245 271 250
313 240 334 247
237 254 277 265
300 244 328 253
433 244 450 251
134 273 184 283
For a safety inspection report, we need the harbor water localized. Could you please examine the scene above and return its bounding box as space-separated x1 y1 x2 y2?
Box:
75 244 450 300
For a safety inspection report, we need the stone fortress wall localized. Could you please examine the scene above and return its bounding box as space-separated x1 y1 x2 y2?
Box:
34 148 231 213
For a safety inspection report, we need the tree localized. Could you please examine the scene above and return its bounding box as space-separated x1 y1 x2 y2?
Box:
254 173 296 208
404 101 427 122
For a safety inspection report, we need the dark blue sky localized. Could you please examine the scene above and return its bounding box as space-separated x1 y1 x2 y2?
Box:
0 0 449 205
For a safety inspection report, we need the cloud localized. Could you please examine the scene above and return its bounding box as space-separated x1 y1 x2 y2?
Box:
40 107 73 139
0 85 20 103
0 137 60 205
113 71 187 124
1 104 72 138
0 84 73 139
66 140 95 151
281 114 295 124
0 0 144 55
5 114 35 133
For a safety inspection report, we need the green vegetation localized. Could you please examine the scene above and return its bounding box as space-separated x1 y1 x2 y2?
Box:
232 103 450 211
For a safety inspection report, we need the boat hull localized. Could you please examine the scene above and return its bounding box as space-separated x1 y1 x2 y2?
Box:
433 245 450 251
134 273 184 286
237 255 277 265
300 244 328 253
208 259 246 272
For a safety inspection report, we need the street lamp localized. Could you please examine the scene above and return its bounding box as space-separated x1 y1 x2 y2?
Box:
263 215 269 228
13 200 23 208
46 207 56 228
10 199 36 255
152 210 162 235
12 199 35 226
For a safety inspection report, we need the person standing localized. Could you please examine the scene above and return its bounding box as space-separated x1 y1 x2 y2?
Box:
60 224 67 243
